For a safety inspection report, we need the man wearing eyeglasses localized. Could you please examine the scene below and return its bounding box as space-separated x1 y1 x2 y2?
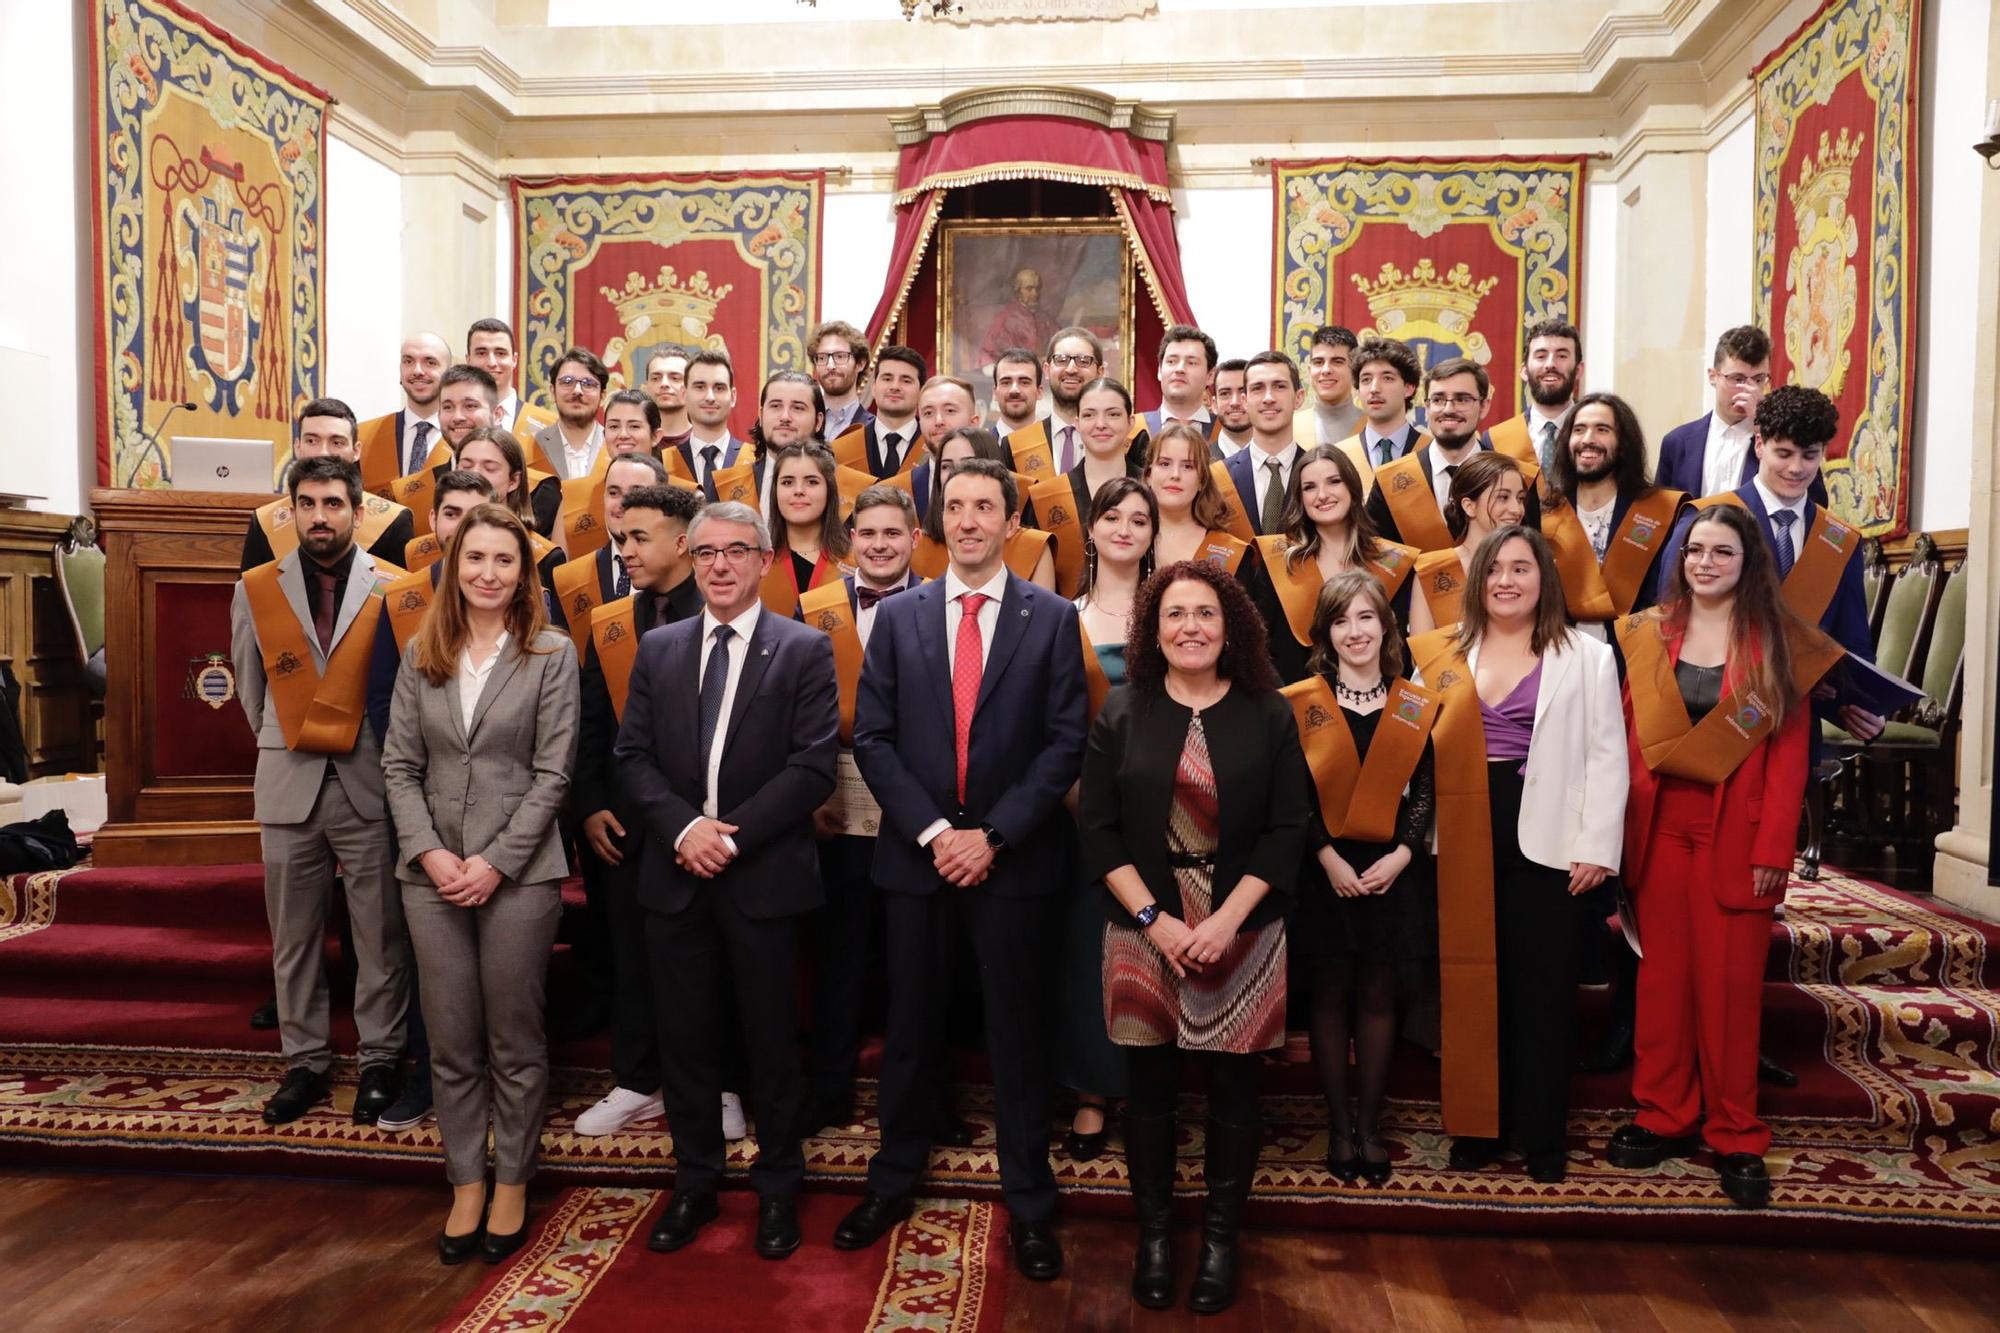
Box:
1364 357 1542 552
534 347 610 481
810 321 874 441
1657 325 1828 506
1002 327 1113 480
615 500 839 1261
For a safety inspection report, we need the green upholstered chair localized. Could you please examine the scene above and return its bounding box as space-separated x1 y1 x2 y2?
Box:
56 540 107 699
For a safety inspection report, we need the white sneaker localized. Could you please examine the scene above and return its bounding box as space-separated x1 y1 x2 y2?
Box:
575 1086 665 1136
721 1091 748 1141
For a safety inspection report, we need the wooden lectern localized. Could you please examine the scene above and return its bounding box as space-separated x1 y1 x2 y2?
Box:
90 488 263 866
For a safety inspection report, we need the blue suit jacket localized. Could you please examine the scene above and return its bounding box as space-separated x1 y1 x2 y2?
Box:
1221 445 1268 534
1658 413 1830 506
854 571 1088 897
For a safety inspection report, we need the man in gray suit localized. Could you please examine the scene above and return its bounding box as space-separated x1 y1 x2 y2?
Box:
534 345 609 480
230 456 411 1126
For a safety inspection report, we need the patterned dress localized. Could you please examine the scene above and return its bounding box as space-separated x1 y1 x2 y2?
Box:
1102 712 1289 1052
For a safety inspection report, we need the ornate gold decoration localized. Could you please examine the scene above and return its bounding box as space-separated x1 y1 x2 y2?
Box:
597 267 734 392
1782 128 1864 401
1350 259 1499 367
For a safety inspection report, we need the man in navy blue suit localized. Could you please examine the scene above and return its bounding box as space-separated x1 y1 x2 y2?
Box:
615 499 840 1262
1657 325 1830 507
834 459 1088 1281
1218 350 1307 536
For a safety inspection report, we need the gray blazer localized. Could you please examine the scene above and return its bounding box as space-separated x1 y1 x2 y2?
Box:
381 628 580 887
532 421 589 480
230 549 398 825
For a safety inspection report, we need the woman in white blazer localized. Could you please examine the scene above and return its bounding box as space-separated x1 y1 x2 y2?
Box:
1410 524 1626 1183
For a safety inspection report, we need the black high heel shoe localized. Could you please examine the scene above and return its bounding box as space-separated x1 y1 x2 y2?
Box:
480 1214 531 1265
1064 1103 1109 1161
437 1227 482 1265
1357 1137 1393 1186
1326 1130 1360 1183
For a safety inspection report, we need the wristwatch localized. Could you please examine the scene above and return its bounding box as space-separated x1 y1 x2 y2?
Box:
980 823 1006 850
1134 903 1161 928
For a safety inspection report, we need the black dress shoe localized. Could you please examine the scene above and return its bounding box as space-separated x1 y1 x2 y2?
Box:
1447 1136 1501 1172
352 1064 401 1125
1607 1123 1699 1170
249 999 279 1031
1757 1052 1799 1088
755 1195 802 1260
1325 1131 1359 1184
833 1192 913 1251
648 1191 719 1252
1526 1152 1569 1184
437 1228 482 1266
1062 1128 1108 1161
1008 1218 1063 1281
1580 1020 1635 1074
1717 1153 1771 1209
262 1067 330 1125
935 1115 977 1149
1356 1139 1393 1187
480 1215 531 1265
804 1093 856 1134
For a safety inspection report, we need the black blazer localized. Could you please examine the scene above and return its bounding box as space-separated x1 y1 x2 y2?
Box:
574 576 702 820
614 608 839 917
854 571 1088 898
1078 684 1309 931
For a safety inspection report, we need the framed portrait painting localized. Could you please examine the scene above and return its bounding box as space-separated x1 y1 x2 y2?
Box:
937 219 1134 405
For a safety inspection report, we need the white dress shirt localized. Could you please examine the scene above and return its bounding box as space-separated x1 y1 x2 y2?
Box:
1751 476 1811 551
497 392 521 432
456 632 509 733
1160 404 1212 428
688 429 732 489
1702 412 1755 498
1430 445 1479 514
916 565 1008 847
1216 431 1252 460
675 601 762 849
1247 440 1301 517
853 576 912 649
874 418 918 474
559 423 604 480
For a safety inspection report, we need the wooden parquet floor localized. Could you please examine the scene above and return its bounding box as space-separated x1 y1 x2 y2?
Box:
3 1168 1999 1331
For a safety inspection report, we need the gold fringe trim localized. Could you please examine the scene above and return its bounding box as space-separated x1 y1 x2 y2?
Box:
1109 189 1179 326
894 163 1174 207
872 191 946 350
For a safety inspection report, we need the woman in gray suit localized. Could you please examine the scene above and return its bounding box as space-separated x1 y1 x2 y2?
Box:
383 502 579 1265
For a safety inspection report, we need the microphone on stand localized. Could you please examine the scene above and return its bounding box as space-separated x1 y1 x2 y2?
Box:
143 401 199 478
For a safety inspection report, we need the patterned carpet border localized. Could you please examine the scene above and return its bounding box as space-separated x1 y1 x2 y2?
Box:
443 1187 649 1333
0 870 59 943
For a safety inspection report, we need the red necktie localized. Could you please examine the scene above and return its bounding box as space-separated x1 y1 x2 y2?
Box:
952 593 988 803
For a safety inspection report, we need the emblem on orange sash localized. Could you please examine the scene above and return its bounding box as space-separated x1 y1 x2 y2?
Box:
1542 487 1685 623
1282 676 1438 843
256 493 406 560
1697 493 1855 625
589 596 641 722
381 567 434 654
552 555 607 657
242 560 386 754
1375 453 1454 552
800 580 864 743
1028 475 1086 598
1208 460 1255 543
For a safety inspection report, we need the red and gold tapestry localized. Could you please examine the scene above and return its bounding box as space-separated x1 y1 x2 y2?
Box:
512 172 824 441
1271 157 1586 420
90 0 330 488
1754 0 1921 538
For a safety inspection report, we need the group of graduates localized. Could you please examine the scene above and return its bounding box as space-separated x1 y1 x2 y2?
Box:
224 310 1882 1314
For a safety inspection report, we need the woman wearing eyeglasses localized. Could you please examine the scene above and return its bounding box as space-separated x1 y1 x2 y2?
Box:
1606 503 1832 1208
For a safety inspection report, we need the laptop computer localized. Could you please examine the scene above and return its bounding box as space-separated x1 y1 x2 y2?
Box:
171 437 278 494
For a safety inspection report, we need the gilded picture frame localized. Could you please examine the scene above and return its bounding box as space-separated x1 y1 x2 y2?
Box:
937 219 1135 407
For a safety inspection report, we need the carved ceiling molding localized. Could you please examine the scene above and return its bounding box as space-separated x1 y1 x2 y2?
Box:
889 86 1174 145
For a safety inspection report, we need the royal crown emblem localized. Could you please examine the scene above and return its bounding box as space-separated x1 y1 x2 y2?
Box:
1045 503 1071 527
817 610 841 633
398 590 425 611
1436 668 1460 690
1350 259 1497 370
571 590 594 615
1783 128 1863 400
272 650 303 677
599 267 735 394
1304 703 1334 729
603 621 627 642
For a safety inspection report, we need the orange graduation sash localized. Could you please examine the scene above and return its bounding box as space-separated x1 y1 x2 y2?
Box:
1081 621 1112 724
1254 538 1421 646
357 414 402 496
711 461 758 507
1617 612 1845 786
1541 488 1685 623
387 457 446 537
242 561 387 754
911 528 1051 583
1697 493 1857 626
404 533 444 572
552 555 606 657
1192 530 1250 577
1372 453 1454 552
1281 675 1439 842
833 464 917 520
1207 460 1256 543
1487 413 1536 466
800 580 865 743
1414 548 1468 628
557 451 613 558
256 493 406 560
1004 423 1057 482
381 567 435 654
1406 627 1501 1138
760 549 840 621
1027 475 1087 598
832 424 922 479
589 596 641 722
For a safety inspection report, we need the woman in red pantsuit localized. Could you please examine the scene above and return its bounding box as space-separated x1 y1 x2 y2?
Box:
1607 503 1828 1209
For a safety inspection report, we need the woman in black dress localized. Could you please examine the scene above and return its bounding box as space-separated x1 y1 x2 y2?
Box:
1284 571 1437 1186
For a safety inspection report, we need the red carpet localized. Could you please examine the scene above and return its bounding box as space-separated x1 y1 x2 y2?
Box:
5 862 2000 1249
435 1191 1006 1333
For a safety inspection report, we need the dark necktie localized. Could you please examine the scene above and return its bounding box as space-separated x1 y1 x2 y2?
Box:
311 570 338 652
406 421 434 476
613 555 630 598
1538 420 1559 473
1376 435 1395 467
880 432 902 475
856 582 905 611
1260 458 1285 534
696 624 735 792
1772 509 1798 578
701 444 721 491
952 594 988 803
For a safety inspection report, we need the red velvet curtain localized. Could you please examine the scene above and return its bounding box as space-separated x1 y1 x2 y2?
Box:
864 114 1196 408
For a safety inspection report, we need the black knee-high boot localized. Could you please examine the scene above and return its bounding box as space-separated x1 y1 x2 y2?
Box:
1187 1116 1261 1315
1122 1110 1178 1309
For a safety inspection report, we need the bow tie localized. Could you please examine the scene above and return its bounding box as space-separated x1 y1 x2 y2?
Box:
855 582 906 610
